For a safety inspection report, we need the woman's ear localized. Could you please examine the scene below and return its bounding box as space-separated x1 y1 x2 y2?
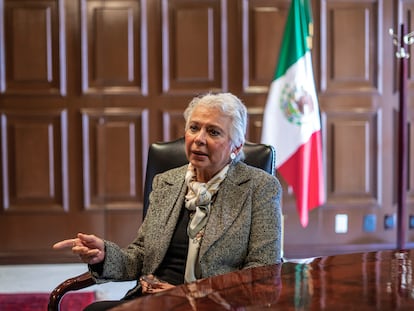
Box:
235 144 243 153
232 144 243 156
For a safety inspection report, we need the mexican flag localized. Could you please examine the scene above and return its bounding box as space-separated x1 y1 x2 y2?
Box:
261 0 325 227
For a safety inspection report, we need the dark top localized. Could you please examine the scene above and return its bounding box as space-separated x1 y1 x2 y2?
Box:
154 206 190 285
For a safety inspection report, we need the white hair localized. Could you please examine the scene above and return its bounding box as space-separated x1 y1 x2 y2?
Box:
184 92 247 162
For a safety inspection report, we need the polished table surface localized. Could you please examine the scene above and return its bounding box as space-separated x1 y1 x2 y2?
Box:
111 249 414 310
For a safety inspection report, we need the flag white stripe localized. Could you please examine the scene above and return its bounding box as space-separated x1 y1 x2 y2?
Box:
262 52 320 167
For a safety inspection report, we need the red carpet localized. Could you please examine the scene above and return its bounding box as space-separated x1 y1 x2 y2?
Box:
0 292 95 311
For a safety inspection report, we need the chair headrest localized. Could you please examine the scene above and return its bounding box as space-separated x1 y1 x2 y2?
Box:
142 137 276 219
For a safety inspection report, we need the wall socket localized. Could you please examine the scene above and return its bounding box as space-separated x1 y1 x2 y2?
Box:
335 214 348 234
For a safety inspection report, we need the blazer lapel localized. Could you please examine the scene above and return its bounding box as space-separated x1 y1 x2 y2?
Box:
145 166 187 272
199 163 250 258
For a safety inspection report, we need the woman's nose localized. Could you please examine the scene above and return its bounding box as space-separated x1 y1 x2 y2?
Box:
194 131 206 144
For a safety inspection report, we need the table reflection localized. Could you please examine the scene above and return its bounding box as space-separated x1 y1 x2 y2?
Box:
113 264 282 311
112 249 414 311
386 250 414 304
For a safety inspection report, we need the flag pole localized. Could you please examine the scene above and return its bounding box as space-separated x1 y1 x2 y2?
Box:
393 24 409 250
397 23 408 250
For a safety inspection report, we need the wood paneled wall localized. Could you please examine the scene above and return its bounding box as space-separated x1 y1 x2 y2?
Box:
0 0 412 263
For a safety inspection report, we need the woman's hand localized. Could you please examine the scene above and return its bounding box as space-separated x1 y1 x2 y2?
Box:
139 274 175 294
53 233 105 265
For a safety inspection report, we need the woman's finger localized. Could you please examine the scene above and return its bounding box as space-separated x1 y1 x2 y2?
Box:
139 275 175 294
52 239 76 249
78 233 104 250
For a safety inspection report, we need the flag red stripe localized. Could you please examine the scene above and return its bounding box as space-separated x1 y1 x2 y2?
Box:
278 130 325 227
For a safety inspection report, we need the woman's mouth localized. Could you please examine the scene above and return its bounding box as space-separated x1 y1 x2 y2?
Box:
192 150 208 157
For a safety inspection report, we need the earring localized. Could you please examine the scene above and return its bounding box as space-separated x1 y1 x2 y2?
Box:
230 152 236 160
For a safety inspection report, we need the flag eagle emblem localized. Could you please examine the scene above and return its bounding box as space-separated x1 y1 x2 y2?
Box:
280 83 314 126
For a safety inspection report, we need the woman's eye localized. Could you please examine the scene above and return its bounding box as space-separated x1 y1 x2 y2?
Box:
189 125 198 132
209 129 220 136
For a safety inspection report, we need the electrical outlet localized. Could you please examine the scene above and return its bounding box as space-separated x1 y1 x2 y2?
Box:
335 214 348 234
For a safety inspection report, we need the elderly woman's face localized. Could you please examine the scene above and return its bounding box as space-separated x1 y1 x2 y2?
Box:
185 105 233 182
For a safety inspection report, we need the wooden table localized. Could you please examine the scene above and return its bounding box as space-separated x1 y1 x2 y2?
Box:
111 249 414 310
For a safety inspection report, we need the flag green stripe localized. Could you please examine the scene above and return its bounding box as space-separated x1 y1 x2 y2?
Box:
303 0 313 26
273 0 311 80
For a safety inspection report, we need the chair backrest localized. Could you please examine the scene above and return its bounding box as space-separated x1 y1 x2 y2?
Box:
142 137 276 219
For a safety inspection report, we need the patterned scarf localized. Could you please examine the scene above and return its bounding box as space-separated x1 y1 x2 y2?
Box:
184 163 229 283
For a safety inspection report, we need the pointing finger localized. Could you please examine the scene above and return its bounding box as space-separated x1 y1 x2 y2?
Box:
53 239 76 249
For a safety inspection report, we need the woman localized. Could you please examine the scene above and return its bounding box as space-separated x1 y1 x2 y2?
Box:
53 92 283 310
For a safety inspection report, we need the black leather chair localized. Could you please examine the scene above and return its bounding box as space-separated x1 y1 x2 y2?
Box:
48 137 276 311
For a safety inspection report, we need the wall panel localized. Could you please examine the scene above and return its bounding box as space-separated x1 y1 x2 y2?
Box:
161 0 227 94
0 109 68 211
326 111 379 207
320 0 379 93
81 108 149 210
2 0 66 95
241 0 288 93
80 0 147 94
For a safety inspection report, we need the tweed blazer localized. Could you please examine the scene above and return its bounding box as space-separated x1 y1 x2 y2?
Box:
90 161 282 295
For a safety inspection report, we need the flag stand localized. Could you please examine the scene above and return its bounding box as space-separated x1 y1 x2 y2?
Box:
390 24 412 249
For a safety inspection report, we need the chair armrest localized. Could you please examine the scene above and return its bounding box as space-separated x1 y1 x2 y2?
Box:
48 271 96 311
